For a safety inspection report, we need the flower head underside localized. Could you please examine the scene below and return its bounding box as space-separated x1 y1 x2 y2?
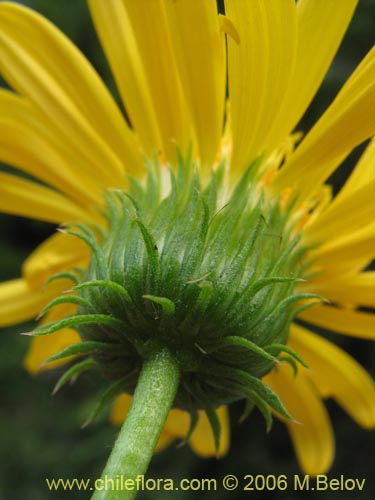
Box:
0 0 374 476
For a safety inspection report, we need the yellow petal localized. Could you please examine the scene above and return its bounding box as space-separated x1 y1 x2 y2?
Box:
219 14 240 45
0 89 106 205
162 405 230 457
309 222 375 276
22 231 90 289
304 181 375 244
24 302 80 374
299 304 375 340
264 363 334 475
225 0 297 171
273 47 375 203
123 0 191 162
110 393 133 426
162 408 190 438
189 406 230 458
165 0 225 166
0 3 141 181
154 434 175 453
87 0 161 155
290 324 375 429
333 137 375 203
303 272 375 308
0 172 90 224
0 277 70 327
24 329 80 374
279 0 358 137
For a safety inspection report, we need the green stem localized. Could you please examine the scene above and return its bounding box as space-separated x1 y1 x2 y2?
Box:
91 348 180 500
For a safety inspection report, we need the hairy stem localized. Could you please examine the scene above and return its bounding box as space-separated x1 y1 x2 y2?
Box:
92 347 180 500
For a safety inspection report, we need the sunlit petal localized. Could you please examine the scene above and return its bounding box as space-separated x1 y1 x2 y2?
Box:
0 2 142 179
0 172 91 224
290 324 375 429
300 305 375 340
225 0 297 171
165 0 226 166
273 47 375 202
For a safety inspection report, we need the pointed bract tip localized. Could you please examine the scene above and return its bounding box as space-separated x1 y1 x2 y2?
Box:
81 419 91 430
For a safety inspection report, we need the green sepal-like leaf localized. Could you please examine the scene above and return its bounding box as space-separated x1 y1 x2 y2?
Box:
195 281 214 311
177 409 199 448
58 226 108 280
102 190 121 222
25 314 126 337
143 295 175 316
44 341 126 364
202 162 225 215
209 336 278 364
206 374 275 432
180 196 210 279
60 222 104 240
144 161 161 212
291 298 324 319
52 358 98 395
82 377 128 428
245 390 273 432
245 276 301 299
269 234 301 275
177 281 213 336
266 344 308 369
254 293 322 328
73 280 131 302
45 271 80 287
278 355 298 376
214 366 294 421
38 295 92 319
239 399 255 423
203 403 221 457
133 218 160 284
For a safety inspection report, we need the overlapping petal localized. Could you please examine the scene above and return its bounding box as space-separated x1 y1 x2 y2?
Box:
304 138 375 276
273 47 375 202
0 278 71 327
332 137 375 204
279 0 358 137
165 0 226 166
309 224 375 276
121 0 192 162
300 305 375 340
0 172 91 224
303 272 375 308
87 0 161 155
0 2 142 180
22 232 90 289
304 179 375 244
289 324 375 429
225 0 297 171
264 363 334 475
0 89 110 204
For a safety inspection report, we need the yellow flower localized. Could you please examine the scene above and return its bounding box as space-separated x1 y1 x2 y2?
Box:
0 0 374 477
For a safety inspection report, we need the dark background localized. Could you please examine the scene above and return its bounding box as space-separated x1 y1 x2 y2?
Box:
0 1 374 499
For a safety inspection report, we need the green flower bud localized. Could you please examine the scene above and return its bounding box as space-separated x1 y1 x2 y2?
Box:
34 156 315 432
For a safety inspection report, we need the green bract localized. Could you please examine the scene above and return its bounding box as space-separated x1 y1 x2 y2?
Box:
32 154 316 438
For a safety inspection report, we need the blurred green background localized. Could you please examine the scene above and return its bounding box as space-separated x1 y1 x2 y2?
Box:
0 1 374 499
